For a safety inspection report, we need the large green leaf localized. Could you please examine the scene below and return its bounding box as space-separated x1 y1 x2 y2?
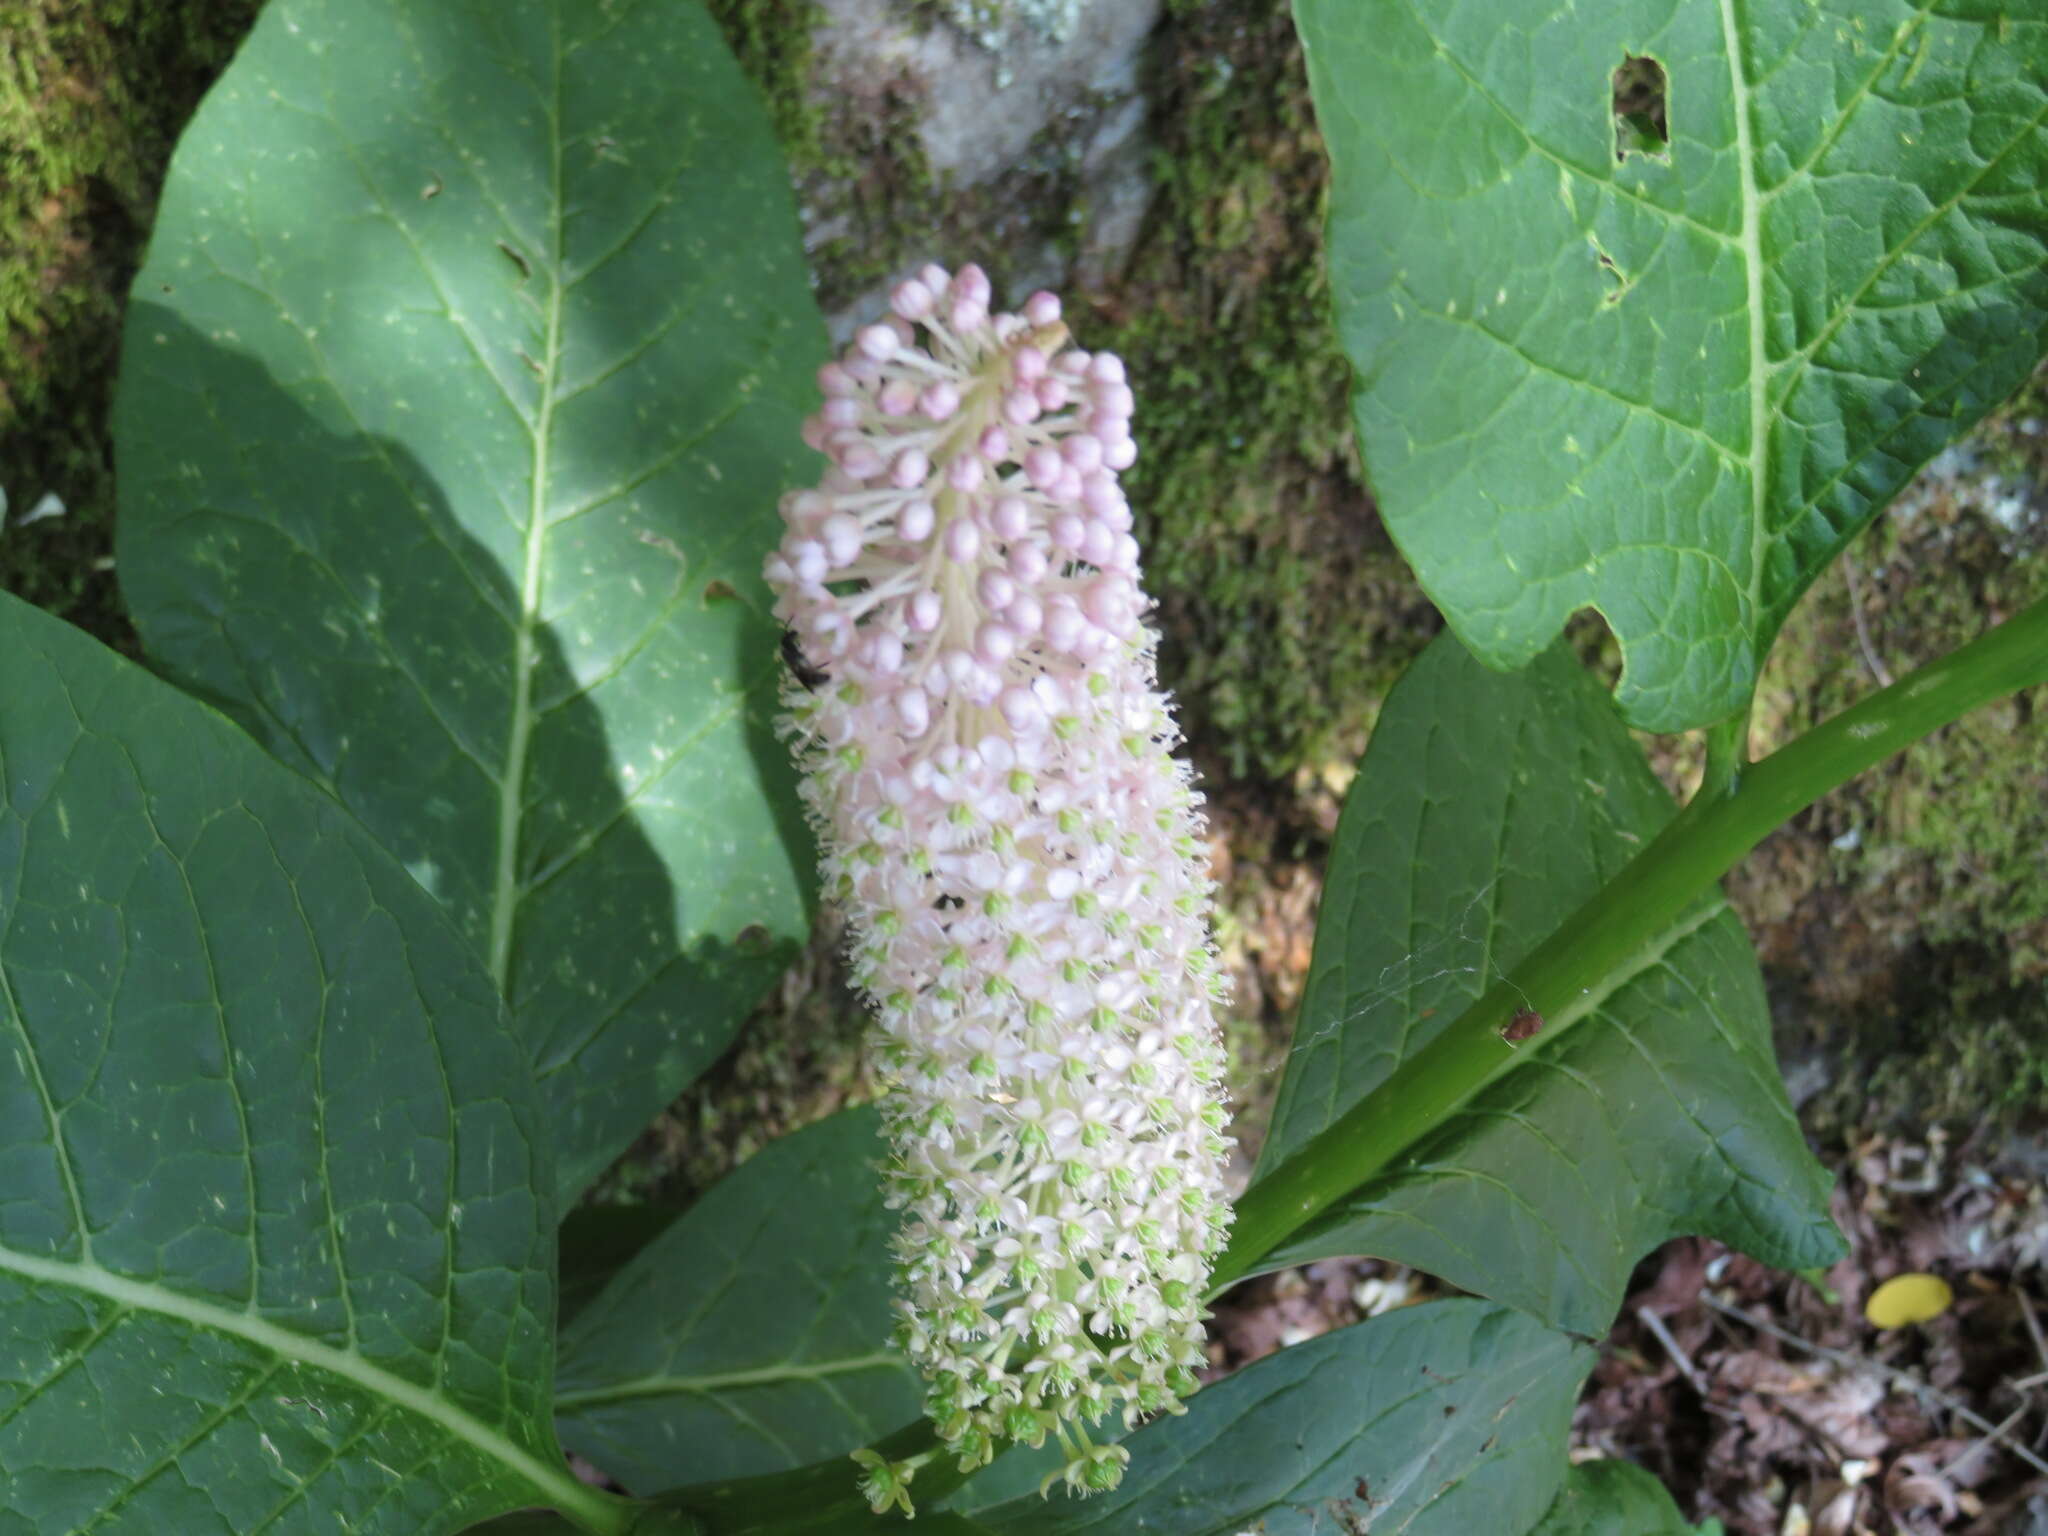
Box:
963 1301 1589 1536
1528 1460 1695 1535
555 1109 920 1493
1256 635 1839 1336
114 0 824 1204
1300 0 2048 730
0 594 610 1534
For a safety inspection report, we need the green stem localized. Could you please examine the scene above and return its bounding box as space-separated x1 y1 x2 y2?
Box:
1213 594 2048 1293
534 1482 638 1536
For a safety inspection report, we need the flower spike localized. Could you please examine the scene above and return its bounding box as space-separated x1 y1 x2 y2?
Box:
766 265 1231 1493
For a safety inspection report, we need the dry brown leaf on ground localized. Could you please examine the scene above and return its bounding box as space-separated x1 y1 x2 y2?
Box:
1716 1352 1892 1459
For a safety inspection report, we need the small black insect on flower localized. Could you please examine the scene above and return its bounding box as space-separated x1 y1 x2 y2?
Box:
781 628 829 690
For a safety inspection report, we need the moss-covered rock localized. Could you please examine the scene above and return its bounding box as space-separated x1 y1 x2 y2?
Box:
1091 0 1438 783
1739 390 2048 1135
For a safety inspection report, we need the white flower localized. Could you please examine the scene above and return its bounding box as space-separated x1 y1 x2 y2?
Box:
765 264 1231 1495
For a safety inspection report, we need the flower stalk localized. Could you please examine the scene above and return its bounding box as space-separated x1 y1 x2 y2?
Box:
764 266 1233 1501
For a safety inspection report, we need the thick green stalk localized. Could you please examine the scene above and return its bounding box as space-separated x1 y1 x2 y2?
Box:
1214 594 2048 1291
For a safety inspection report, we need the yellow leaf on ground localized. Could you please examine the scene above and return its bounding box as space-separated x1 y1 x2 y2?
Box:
1865 1273 1954 1329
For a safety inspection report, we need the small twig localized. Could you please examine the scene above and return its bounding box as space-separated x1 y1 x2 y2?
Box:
2017 1286 2048 1376
1697 1290 2048 1479
1842 554 1895 687
1636 1305 1710 1398
1941 1403 2031 1481
2014 1288 2048 1449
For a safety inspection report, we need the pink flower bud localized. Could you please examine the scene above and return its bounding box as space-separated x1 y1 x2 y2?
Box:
1080 520 1117 568
991 496 1031 541
1043 601 1085 651
1061 433 1104 472
975 622 1017 664
897 499 936 542
822 512 863 565
892 278 935 319
1008 542 1048 583
1081 472 1123 518
998 686 1043 731
1083 577 1127 630
891 449 930 489
866 629 905 674
944 518 982 562
896 687 931 735
977 569 1017 609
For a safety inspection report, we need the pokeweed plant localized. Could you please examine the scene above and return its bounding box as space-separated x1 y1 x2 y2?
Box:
0 0 2041 1533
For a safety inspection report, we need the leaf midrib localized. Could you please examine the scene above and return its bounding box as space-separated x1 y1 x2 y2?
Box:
553 1350 903 1410
1717 0 1771 653
487 16 567 987
0 1240 610 1526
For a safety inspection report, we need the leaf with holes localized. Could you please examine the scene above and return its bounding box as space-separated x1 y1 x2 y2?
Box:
1528 1459 1696 1535
114 0 824 1205
0 592 631 1535
1255 634 1840 1336
957 1300 1590 1536
555 1109 921 1493
1300 0 2048 730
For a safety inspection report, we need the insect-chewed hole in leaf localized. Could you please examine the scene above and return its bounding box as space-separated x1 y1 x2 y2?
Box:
1589 238 1632 305
1611 54 1669 161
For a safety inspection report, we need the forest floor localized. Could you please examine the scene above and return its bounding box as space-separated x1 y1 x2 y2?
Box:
5 2 2048 1531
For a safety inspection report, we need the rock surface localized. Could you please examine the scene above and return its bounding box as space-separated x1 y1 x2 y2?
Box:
805 0 1162 335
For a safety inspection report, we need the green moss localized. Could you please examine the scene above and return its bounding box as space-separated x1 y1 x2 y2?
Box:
705 0 830 171
1093 0 1436 781
803 85 1093 321
0 0 260 649
804 77 944 313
